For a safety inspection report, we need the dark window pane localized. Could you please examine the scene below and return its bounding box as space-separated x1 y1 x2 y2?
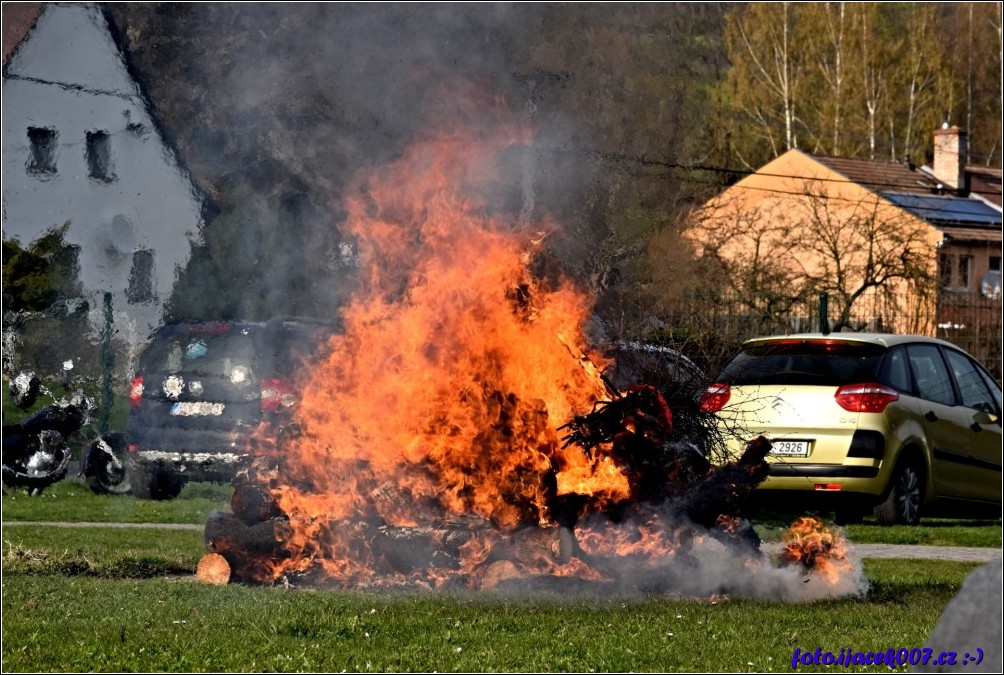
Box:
944 349 997 415
720 340 884 386
905 344 956 406
877 346 912 393
127 250 155 304
957 255 972 290
86 130 114 181
975 366 1003 416
160 334 256 378
27 127 57 175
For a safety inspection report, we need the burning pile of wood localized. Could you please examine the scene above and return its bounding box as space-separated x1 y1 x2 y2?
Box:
194 130 861 597
197 385 775 589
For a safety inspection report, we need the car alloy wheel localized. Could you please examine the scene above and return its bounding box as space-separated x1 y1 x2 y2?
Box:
875 460 923 525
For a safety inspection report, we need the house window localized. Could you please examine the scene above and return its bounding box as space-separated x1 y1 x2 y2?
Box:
990 256 1001 273
956 255 972 290
26 127 58 175
939 253 974 291
85 130 114 181
938 253 952 288
127 250 155 304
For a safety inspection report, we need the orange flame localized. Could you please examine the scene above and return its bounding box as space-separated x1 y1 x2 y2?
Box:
260 126 633 584
779 516 853 583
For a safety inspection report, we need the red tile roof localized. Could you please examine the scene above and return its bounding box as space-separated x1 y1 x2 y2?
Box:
811 155 940 194
812 153 1002 211
2 2 45 65
968 166 1003 208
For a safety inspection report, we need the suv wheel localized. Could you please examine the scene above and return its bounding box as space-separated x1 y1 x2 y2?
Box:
129 463 184 500
874 459 923 525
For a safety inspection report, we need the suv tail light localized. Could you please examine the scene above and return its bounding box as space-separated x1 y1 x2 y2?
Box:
129 376 144 407
699 383 731 413
834 383 899 413
261 378 296 413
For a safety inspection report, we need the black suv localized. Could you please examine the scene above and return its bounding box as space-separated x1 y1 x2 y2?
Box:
126 319 333 498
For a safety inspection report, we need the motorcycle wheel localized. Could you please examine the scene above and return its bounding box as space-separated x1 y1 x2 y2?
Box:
1 429 71 495
83 433 131 495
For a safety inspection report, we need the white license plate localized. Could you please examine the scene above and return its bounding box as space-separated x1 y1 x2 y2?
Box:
170 401 225 417
769 440 811 457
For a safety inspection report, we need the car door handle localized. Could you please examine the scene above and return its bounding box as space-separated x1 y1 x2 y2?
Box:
925 411 938 422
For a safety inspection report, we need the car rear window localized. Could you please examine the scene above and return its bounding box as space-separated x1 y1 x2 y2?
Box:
718 340 885 386
144 331 257 378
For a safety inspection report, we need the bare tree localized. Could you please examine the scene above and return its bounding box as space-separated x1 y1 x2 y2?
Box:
684 192 806 319
789 181 938 332
684 179 939 335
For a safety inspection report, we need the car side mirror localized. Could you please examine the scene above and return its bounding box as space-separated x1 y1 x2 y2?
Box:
973 410 1000 427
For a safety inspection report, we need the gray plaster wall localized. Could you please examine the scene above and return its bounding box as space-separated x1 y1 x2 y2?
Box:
2 3 203 341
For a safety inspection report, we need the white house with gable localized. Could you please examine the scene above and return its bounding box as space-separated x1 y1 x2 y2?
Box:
2 2 203 344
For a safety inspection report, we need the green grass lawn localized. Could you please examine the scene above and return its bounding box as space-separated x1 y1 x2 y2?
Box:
0 529 984 674
2 488 996 671
1 479 231 524
752 513 1002 548
4 480 1001 549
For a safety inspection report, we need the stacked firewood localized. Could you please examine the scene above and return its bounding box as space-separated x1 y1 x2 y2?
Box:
197 388 773 588
197 477 576 588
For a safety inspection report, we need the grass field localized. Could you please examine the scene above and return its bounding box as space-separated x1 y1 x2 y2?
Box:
2 484 1000 672
1 480 230 524
4 480 1000 548
0 522 984 674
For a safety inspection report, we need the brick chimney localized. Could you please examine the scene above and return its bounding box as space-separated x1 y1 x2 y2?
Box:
932 125 968 193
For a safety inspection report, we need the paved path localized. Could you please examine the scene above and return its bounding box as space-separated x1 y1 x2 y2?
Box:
4 521 1001 562
2 521 203 531
761 541 1002 563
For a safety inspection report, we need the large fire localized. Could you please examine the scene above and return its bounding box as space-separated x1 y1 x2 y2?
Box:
263 126 628 581
208 125 862 599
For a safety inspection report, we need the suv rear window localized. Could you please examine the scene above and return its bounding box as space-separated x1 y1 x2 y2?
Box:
719 340 885 387
143 331 257 378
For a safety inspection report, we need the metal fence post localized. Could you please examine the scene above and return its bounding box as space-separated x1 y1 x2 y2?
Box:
99 291 114 433
819 292 830 335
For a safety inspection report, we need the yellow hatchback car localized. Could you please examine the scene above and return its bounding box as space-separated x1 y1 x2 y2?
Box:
700 333 1002 524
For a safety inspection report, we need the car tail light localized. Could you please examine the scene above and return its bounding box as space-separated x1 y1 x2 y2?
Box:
129 376 144 407
699 383 731 413
814 483 842 491
834 383 899 413
261 378 296 413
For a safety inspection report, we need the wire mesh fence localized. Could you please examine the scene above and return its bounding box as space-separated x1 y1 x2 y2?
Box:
652 288 1002 381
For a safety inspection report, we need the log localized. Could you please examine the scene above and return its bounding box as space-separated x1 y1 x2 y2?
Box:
204 510 291 558
204 502 576 583
372 524 447 572
231 483 283 525
493 525 575 567
368 481 443 526
479 559 522 590
196 552 231 585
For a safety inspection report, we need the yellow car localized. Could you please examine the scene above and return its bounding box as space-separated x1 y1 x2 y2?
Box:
700 333 1002 524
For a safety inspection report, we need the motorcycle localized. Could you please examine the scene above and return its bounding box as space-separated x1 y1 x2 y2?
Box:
3 371 129 496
